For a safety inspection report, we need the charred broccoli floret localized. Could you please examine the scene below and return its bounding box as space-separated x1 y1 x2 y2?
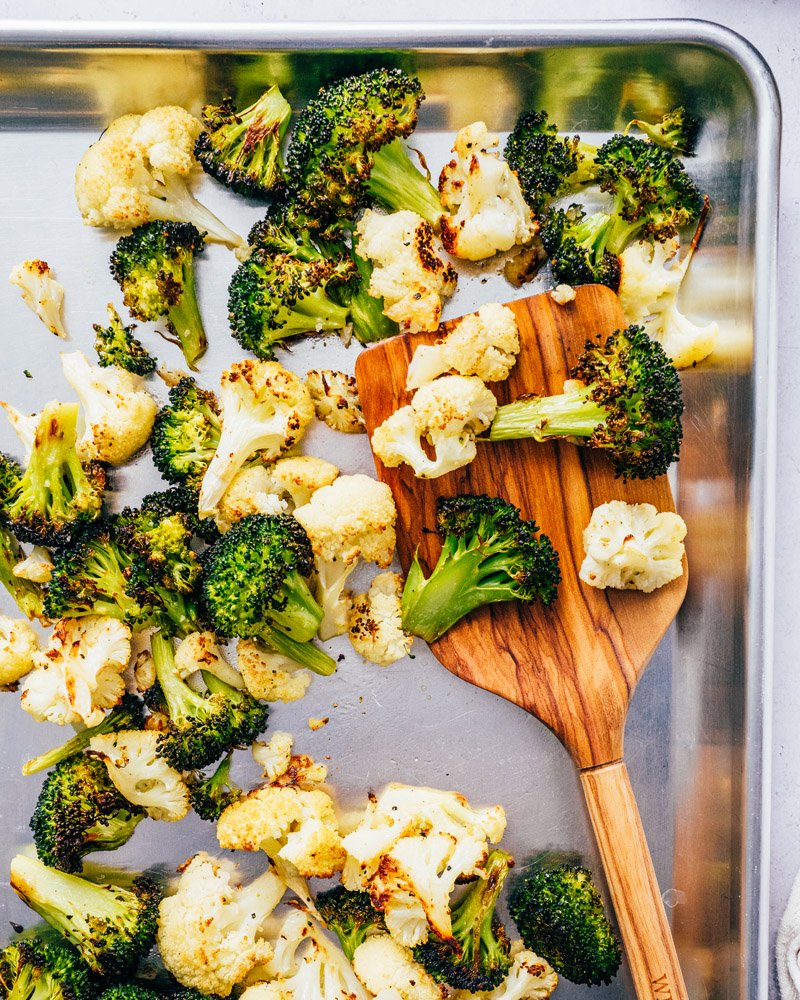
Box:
202 513 335 676
110 222 207 370
188 752 241 821
22 694 145 776
116 504 201 595
508 851 621 986
195 85 291 197
150 378 222 489
10 854 161 979
0 936 94 1000
316 885 386 962
540 205 622 290
140 485 220 546
0 522 44 621
98 985 161 1000
0 404 105 548
626 106 700 156
489 324 683 480
247 198 344 259
413 850 513 991
30 754 146 873
401 495 560 644
285 67 441 224
93 304 156 376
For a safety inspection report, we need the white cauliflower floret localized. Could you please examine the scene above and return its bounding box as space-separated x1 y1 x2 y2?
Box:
550 284 576 305
0 614 39 685
13 546 53 584
236 639 312 703
74 107 244 248
580 500 687 593
20 616 131 727
348 572 412 667
252 731 294 782
353 935 444 1000
60 351 157 466
439 122 537 261
157 852 285 996
175 631 244 689
306 370 365 433
265 456 340 509
356 210 457 334
89 729 190 821
294 475 397 639
406 304 520 390
9 260 68 338
372 376 497 479
0 401 39 461
618 238 718 368
215 467 288 532
199 360 314 517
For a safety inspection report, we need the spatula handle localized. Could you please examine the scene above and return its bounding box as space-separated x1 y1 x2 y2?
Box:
580 761 687 1000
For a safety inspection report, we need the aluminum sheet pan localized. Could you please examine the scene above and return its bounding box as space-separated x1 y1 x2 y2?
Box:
0 21 779 1000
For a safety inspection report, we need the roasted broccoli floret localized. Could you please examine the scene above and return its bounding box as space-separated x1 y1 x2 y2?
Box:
540 205 622 291
140 485 221 546
188 752 241 821
150 378 222 489
30 754 146 873
342 237 398 344
195 84 291 197
98 985 161 1000
227 249 353 360
413 850 513 991
401 495 560 644
10 854 161 979
0 936 94 1000
148 630 267 771
202 513 335 676
316 885 386 962
247 198 344 259
110 222 207 370
504 110 599 217
0 522 44 620
626 106 700 156
0 404 105 548
22 694 145 776
285 67 441 224
489 324 683 480
93 304 157 376
508 851 621 986
116 504 201 594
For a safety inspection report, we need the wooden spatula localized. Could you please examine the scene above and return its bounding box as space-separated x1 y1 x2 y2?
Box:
355 284 689 1000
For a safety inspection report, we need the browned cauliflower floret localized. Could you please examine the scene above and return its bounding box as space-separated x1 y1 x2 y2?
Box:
9 260 67 338
305 370 365 434
348 572 412 667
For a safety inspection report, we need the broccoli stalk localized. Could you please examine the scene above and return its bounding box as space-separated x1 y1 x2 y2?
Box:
401 495 560 644
9 854 161 979
93 304 156 375
22 695 145 776
0 937 94 1000
150 378 222 488
626 106 700 156
345 236 398 344
0 523 44 621
364 138 442 226
488 324 684 480
188 751 241 821
413 850 513 991
316 885 386 961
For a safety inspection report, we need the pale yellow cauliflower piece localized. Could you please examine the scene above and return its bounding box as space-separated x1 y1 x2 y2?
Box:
356 209 457 334
252 732 327 789
305 370 365 433
348 572 412 667
215 467 288 533
0 614 39 685
353 935 444 1000
236 639 312 703
580 500 686 593
9 260 67 338
13 546 53 584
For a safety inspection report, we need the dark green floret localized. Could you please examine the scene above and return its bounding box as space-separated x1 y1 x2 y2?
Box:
116 504 201 595
0 404 105 548
247 199 346 260
285 67 441 224
401 495 561 644
413 850 513 991
9 854 161 980
316 886 386 962
93 305 156 376
30 754 146 873
509 851 621 986
0 522 44 621
0 936 94 1000
540 205 621 291
189 752 242 821
626 106 700 156
23 695 145 776
140 485 221 546
195 85 291 197
150 378 221 489
98 985 161 1000
489 324 683 480
202 514 335 676
110 222 207 371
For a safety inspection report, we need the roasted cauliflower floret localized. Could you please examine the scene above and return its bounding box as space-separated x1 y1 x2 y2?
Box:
580 500 686 593
372 376 497 479
0 613 39 686
236 638 312 703
215 467 287 532
13 545 53 584
348 572 412 667
353 935 444 1000
355 209 457 334
60 351 158 466
305 370 365 434
406 303 520 390
439 122 537 261
157 852 285 996
449 944 558 1000
9 259 68 338
252 731 328 789
20 616 131 727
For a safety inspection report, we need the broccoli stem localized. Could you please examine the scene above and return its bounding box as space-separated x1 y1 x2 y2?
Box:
348 243 397 344
570 141 601 185
263 568 325 643
452 851 512 970
167 264 207 370
289 287 351 334
0 525 43 620
261 624 336 677
366 139 442 226
488 388 608 442
151 630 208 717
13 404 84 528
84 811 146 852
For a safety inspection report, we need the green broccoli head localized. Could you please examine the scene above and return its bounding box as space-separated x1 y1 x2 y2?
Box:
93 304 156 376
98 985 162 1000
540 205 621 291
316 885 386 962
490 324 684 480
195 84 291 197
110 222 207 370
247 198 348 260
30 754 146 874
9 855 162 980
140 485 221 546
0 936 94 1000
188 752 242 822
150 378 222 489
116 504 201 595
0 404 105 548
0 521 44 621
401 495 561 644
627 106 700 156
508 851 621 986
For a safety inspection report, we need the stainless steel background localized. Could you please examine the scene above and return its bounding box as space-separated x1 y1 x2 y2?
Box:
0 24 779 1000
